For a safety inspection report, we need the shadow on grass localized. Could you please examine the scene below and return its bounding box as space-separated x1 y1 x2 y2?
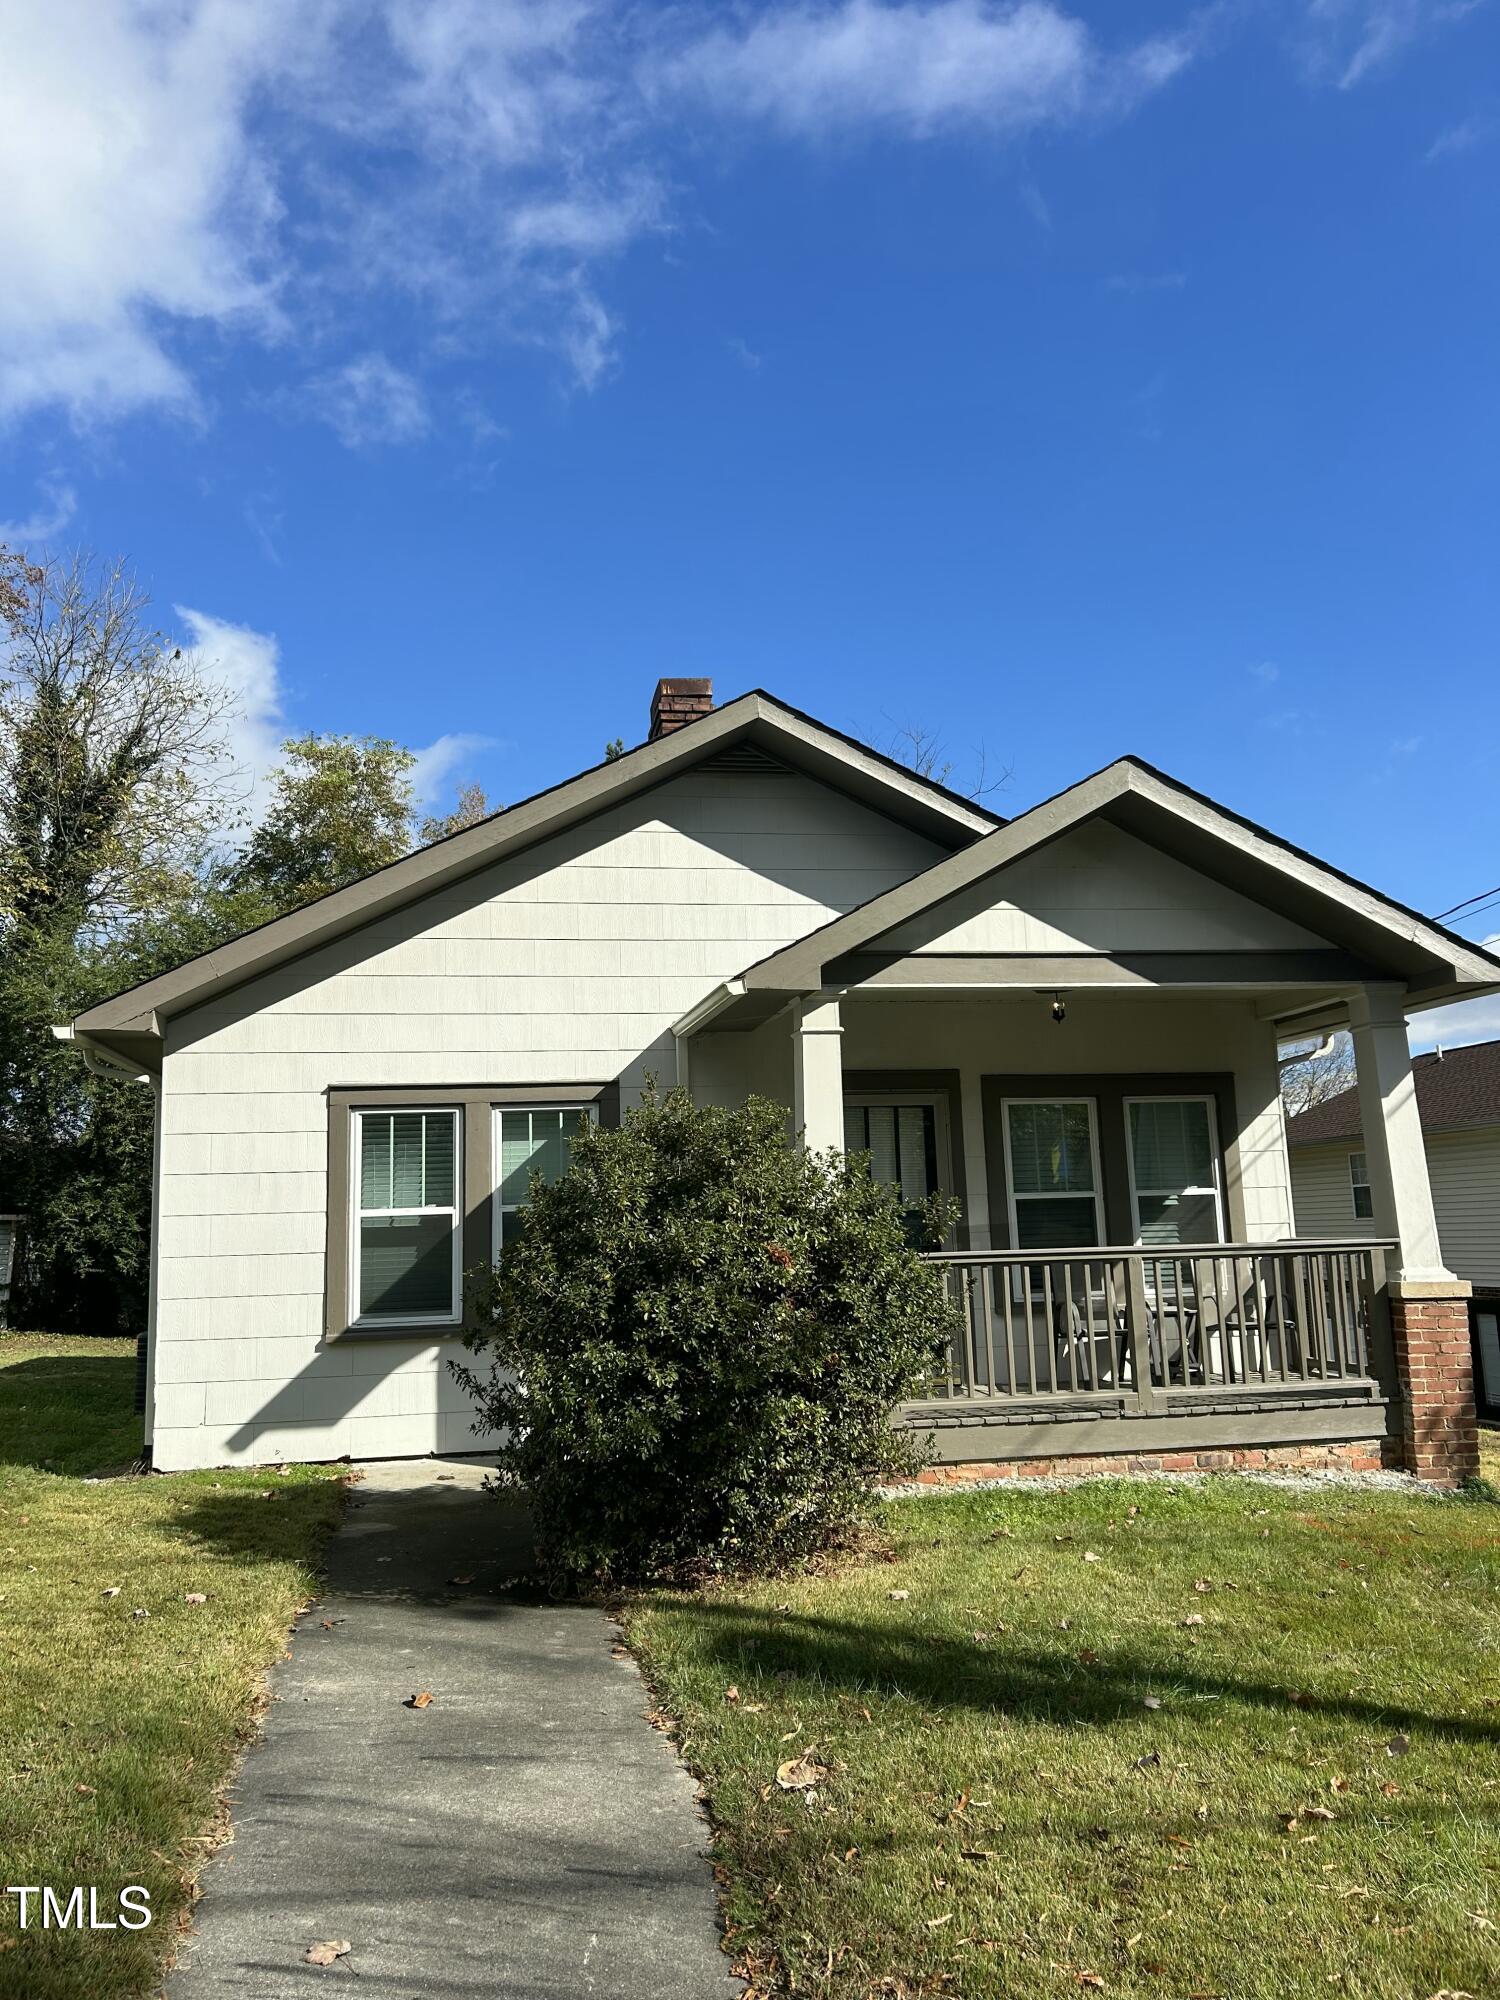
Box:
657 1595 1500 1747
0 1352 141 1475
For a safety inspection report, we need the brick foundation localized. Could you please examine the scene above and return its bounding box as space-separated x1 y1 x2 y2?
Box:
915 1439 1390 1486
1388 1287 1480 1488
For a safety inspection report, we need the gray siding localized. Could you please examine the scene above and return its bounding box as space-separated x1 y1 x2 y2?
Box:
878 821 1331 955
152 769 946 1469
1290 1125 1500 1287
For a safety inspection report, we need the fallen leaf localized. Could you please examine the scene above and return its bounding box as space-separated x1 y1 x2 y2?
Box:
725 1686 740 1705
744 1702 765 1714
1180 1614 1204 1628
404 1691 434 1710
101 1586 121 1599
185 1592 207 1605
1380 1781 1401 1798
1133 1751 1161 1772
1082 1551 1103 1564
1330 1776 1351 1794
1304 1805 1337 1822
1076 1975 1106 1990
131 1607 150 1620
776 1753 830 1791
960 1848 995 1863
304 1940 352 1966
75 1783 96 1795
926 1913 953 1929
1290 1691 1315 1710
887 1589 910 1601
1194 1578 1214 1594
1387 1735 1411 1757
1078 1648 1100 1666
1143 1696 1163 1711
448 1574 474 1586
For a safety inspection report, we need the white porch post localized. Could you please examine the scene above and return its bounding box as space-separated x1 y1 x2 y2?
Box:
1347 987 1451 1282
792 994 844 1154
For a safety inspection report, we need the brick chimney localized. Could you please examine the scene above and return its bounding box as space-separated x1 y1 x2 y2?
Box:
649 678 713 741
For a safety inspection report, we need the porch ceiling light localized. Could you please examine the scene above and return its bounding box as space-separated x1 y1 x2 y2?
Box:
1051 992 1067 1024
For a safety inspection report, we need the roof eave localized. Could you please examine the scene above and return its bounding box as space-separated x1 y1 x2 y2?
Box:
73 690 995 1039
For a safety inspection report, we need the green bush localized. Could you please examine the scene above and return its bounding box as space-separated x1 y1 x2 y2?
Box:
454 1086 961 1584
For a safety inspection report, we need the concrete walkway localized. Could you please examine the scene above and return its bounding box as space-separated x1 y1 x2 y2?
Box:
169 1461 740 2000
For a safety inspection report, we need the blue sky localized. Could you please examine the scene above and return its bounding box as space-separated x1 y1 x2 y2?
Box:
2 0 1496 1045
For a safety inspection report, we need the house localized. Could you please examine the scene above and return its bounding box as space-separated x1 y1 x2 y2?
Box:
66 681 1498 1484
1288 1039 1500 1422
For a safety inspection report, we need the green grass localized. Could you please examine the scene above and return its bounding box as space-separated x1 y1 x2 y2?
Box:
628 1473 1500 2000
0 1335 345 1999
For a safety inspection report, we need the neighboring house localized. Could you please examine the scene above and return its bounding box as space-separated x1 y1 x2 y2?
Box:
66 681 1500 1483
1288 1039 1500 1422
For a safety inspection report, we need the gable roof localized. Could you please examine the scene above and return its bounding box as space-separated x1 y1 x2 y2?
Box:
1288 1039 1500 1146
714 755 1500 1008
71 690 998 1055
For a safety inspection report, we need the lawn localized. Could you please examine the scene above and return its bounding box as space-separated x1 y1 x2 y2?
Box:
628 1467 1500 2000
0 1335 346 2000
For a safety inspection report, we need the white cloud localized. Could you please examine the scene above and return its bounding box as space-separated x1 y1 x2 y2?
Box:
0 479 77 547
657 0 1189 139
1249 660 1281 685
177 603 499 828
0 0 293 425
1298 1 1481 91
411 731 501 810
303 353 430 448
176 605 288 827
1409 995 1500 1054
0 0 1198 428
1426 115 1490 162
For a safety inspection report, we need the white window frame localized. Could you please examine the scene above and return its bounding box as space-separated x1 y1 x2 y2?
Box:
492 1104 594 1261
1123 1093 1226 1247
350 1106 462 1329
1349 1150 1373 1222
1000 1096 1105 1251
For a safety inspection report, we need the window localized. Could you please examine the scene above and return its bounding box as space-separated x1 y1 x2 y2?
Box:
1349 1151 1373 1221
352 1109 460 1325
1126 1096 1225 1246
495 1106 590 1253
1002 1099 1103 1249
844 1098 943 1245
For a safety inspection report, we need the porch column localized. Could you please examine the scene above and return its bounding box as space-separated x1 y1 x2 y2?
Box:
1348 988 1448 1282
792 995 844 1154
1348 987 1477 1487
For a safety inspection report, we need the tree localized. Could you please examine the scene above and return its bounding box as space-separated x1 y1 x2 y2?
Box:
603 737 626 762
419 779 493 845
233 734 417 906
1279 1032 1357 1119
883 717 1009 803
0 550 235 936
0 550 239 1329
454 1087 960 1584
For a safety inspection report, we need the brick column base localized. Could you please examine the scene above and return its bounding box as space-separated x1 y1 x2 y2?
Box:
1388 1282 1479 1487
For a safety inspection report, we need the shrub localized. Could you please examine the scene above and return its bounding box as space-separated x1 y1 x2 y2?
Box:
453 1086 961 1584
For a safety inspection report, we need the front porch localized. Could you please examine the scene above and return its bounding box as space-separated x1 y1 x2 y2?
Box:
671 756 1494 1483
908 1238 1392 1465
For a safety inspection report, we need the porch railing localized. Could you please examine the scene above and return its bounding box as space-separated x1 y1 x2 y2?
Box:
921 1241 1393 1408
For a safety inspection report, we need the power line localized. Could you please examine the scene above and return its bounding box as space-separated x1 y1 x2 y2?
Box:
1437 883 1500 921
